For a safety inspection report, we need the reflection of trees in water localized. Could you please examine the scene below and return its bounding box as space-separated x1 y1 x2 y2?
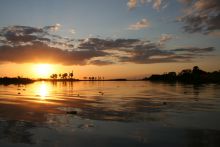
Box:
192 84 209 97
178 83 207 101
51 81 75 89
193 85 200 98
186 129 220 147
0 120 35 144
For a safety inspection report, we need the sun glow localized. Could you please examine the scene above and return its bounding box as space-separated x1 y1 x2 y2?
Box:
33 64 53 78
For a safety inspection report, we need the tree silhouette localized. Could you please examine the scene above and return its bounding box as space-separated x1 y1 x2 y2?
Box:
69 71 74 79
62 73 68 79
50 74 57 79
144 66 220 83
193 66 199 73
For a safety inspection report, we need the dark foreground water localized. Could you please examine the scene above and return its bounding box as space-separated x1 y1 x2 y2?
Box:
0 81 220 147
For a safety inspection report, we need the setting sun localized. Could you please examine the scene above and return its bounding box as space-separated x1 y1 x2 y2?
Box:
33 64 53 78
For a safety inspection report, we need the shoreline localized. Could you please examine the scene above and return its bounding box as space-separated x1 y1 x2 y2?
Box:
1 77 220 85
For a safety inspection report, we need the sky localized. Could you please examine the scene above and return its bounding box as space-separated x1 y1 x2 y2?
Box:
0 0 219 79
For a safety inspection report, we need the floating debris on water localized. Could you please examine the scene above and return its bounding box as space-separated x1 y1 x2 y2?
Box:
163 102 167 105
78 123 95 129
66 111 78 115
99 91 104 95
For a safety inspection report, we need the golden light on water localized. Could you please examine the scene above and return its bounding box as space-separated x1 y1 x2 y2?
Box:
30 82 58 104
36 82 49 100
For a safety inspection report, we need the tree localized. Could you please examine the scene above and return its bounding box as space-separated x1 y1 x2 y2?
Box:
69 71 74 79
192 66 200 74
50 74 58 79
62 73 68 79
178 69 192 76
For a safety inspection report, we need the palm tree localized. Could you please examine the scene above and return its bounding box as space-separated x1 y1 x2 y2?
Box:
62 73 68 79
69 71 74 79
50 74 58 79
54 74 58 79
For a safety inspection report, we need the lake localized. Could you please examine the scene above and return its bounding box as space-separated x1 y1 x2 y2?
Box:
0 81 220 147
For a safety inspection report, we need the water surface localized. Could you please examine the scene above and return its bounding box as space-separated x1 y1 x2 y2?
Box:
0 81 220 147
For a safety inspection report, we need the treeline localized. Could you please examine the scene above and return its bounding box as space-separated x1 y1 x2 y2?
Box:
82 77 105 81
50 71 105 81
50 71 74 79
143 66 220 83
0 77 34 85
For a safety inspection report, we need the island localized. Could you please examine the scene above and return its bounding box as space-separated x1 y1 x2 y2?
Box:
143 66 220 84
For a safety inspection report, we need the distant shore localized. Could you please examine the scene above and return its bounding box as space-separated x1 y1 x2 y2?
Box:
0 77 34 85
1 66 220 85
143 66 220 84
0 77 129 85
39 78 128 82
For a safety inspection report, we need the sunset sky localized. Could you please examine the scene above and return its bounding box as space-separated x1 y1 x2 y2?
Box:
0 0 219 79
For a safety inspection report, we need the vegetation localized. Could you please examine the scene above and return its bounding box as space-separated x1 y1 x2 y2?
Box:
83 76 105 81
50 71 105 81
0 77 34 85
1 66 220 84
143 66 220 84
48 71 79 81
50 71 74 79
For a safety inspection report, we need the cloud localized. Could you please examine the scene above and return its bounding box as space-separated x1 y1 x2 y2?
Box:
78 38 140 50
178 0 193 5
117 43 194 64
127 0 137 10
153 0 163 11
127 0 168 11
178 0 220 34
128 18 150 30
43 23 61 32
0 25 108 65
0 26 46 44
0 42 108 65
78 38 214 64
0 25 215 66
89 60 115 66
70 29 76 34
158 34 173 44
172 47 215 53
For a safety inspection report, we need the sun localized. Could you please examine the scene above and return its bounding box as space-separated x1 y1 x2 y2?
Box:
33 64 53 78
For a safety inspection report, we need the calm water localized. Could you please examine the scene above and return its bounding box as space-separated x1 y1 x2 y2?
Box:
0 81 220 147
